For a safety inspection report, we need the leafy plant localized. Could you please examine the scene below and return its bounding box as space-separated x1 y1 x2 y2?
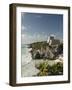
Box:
48 63 63 75
36 62 63 76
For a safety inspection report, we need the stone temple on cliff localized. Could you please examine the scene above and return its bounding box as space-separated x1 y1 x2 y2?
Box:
47 35 60 46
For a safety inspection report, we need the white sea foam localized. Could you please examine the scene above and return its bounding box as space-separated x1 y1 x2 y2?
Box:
21 45 39 77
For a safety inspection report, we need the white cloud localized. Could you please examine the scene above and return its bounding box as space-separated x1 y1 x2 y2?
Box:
21 33 33 44
42 32 45 34
21 26 27 31
21 33 48 45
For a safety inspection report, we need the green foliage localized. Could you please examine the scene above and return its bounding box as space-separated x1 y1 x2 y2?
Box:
31 41 48 50
36 62 63 76
37 62 48 76
48 63 63 75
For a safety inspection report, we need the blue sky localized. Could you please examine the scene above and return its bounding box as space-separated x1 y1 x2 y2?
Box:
21 13 63 44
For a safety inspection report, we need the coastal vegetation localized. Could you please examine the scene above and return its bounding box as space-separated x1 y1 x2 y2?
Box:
35 61 63 76
29 40 63 76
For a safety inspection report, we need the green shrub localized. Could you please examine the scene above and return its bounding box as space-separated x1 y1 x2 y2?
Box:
48 62 63 75
36 62 48 76
36 62 63 76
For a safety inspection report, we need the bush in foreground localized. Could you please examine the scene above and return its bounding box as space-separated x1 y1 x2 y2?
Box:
36 62 63 76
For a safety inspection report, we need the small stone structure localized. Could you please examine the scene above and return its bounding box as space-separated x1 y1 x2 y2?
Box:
47 35 60 46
